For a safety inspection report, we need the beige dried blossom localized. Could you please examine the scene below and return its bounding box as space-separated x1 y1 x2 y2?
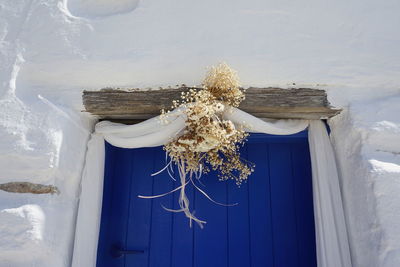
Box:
203 62 245 107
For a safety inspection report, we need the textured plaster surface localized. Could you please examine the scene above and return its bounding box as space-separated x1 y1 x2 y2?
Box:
0 0 399 266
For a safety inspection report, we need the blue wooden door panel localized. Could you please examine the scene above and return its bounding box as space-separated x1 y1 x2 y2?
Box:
247 142 274 267
194 168 228 267
97 132 317 267
269 143 299 266
291 143 317 267
97 146 133 267
227 146 251 267
148 149 174 267
96 143 116 267
125 148 154 267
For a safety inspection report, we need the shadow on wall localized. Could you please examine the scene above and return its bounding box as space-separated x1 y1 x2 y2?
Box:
66 0 140 18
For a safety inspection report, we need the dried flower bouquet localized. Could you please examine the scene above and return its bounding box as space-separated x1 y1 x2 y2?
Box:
141 63 254 227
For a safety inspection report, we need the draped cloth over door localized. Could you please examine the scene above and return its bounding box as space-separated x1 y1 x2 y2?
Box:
72 107 352 267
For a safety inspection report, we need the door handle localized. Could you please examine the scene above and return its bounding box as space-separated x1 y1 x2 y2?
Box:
110 244 145 258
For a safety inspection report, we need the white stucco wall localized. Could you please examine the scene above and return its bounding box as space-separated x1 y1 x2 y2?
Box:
0 0 399 266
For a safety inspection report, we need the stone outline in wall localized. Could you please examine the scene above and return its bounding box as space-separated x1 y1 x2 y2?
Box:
0 182 59 194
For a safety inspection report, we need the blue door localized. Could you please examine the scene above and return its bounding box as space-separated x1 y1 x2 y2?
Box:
97 132 317 267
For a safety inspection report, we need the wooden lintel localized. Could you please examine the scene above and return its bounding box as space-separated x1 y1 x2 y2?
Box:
83 87 341 121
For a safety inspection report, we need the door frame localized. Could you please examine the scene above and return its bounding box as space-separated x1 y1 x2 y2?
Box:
73 86 350 267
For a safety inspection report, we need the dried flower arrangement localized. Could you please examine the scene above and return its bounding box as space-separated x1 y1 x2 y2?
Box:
141 63 254 227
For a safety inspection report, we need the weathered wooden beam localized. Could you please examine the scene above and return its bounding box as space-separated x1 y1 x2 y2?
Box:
83 87 341 120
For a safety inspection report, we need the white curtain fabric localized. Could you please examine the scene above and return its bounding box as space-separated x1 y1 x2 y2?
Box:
308 121 352 267
72 134 105 267
72 108 352 267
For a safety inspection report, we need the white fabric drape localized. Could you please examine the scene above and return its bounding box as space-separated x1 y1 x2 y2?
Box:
224 107 309 135
96 108 187 148
72 134 105 267
308 121 352 267
72 108 352 267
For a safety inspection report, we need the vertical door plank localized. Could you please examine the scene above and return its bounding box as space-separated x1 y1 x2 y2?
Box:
194 170 228 267
291 143 317 267
102 146 133 267
269 143 299 267
125 147 155 267
171 164 194 267
227 146 251 267
247 142 274 267
149 148 174 267
97 143 127 267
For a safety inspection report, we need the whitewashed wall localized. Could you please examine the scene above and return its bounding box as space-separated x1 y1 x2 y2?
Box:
0 0 399 266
